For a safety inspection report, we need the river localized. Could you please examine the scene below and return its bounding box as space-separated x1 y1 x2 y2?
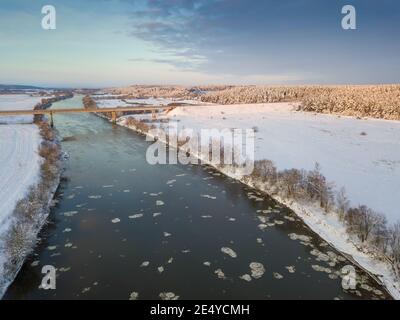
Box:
4 96 390 300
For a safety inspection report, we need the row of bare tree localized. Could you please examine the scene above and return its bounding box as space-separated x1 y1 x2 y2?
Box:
245 159 400 278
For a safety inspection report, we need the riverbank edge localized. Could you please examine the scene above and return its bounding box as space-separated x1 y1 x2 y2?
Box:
113 117 400 300
0 94 71 298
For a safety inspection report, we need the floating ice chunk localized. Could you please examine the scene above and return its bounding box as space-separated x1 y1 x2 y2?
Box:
129 292 139 300
47 246 57 251
239 274 252 282
62 211 78 217
258 224 268 231
158 266 164 273
102 185 114 188
274 220 284 225
201 215 213 219
257 216 267 224
159 292 179 300
256 238 263 244
288 233 312 242
228 218 236 222
140 261 150 267
62 228 72 233
89 195 102 199
200 194 217 200
284 215 296 222
82 287 91 294
273 272 284 279
203 261 211 267
176 174 186 177
166 180 176 185
214 269 226 279
129 214 143 219
31 261 40 267
221 247 237 258
311 265 332 274
285 266 296 273
182 249 191 254
167 258 174 264
59 267 71 272
111 218 121 224
156 200 165 206
123 190 130 193
65 243 73 248
153 212 162 217
250 262 265 279
163 232 172 237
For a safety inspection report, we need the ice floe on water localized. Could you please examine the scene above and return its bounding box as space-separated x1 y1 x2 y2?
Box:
65 243 73 248
102 185 114 188
166 179 176 185
214 269 226 280
288 233 312 243
140 261 150 267
31 261 40 267
159 292 179 300
250 262 265 279
111 218 121 224
129 214 143 219
228 218 236 222
200 194 217 200
89 195 102 199
203 261 211 267
163 232 172 237
221 247 237 258
62 228 72 233
201 215 213 219
149 192 163 197
239 274 252 282
312 265 332 274
167 258 174 264
181 249 191 254
61 211 78 217
285 266 296 273
153 212 162 217
273 272 284 279
158 266 164 273
156 200 165 206
47 246 57 251
129 292 139 300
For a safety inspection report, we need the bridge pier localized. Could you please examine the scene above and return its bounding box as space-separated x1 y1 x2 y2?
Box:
151 110 156 120
50 112 54 128
111 111 117 124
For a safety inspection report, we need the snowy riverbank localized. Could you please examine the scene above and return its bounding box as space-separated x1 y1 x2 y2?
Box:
0 94 62 297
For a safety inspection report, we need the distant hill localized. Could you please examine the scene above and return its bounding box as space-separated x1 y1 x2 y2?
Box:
0 84 45 90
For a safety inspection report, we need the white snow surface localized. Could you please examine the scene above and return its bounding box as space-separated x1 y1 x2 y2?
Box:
0 94 42 124
0 125 42 231
140 102 400 223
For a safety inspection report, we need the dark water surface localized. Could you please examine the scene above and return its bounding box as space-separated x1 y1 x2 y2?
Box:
4 96 390 300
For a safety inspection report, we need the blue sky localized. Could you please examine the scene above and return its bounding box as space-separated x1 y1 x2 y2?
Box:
0 0 399 87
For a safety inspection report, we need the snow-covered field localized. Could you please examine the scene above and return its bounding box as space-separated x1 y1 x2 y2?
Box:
133 102 400 223
0 94 42 124
0 125 42 230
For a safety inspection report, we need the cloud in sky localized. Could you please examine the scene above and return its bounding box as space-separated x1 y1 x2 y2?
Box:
0 0 399 86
